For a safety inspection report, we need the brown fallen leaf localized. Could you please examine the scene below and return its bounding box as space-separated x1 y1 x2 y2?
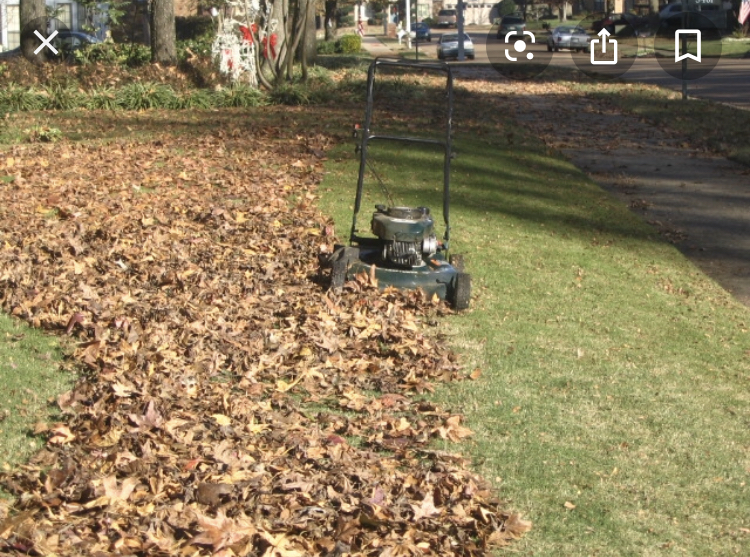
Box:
196 482 233 506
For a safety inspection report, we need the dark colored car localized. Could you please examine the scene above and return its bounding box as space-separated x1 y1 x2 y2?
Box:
411 22 432 42
592 12 650 35
497 15 526 39
51 31 101 58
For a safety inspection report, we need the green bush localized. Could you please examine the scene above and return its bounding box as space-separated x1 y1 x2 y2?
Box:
317 40 337 55
44 84 87 110
338 16 355 27
115 82 179 110
336 34 362 54
0 84 49 111
74 42 151 67
178 36 215 62
269 82 311 106
219 86 267 108
422 17 434 27
498 0 518 17
176 89 217 109
88 87 119 110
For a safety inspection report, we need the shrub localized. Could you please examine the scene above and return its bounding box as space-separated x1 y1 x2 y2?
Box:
338 16 355 27
44 84 87 110
0 84 49 111
269 82 311 106
176 89 217 109
115 82 179 110
219 86 267 108
74 42 151 67
317 40 337 55
498 0 518 17
88 87 120 110
178 36 215 62
336 34 362 54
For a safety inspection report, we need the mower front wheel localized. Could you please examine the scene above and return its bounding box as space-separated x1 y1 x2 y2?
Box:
451 272 471 310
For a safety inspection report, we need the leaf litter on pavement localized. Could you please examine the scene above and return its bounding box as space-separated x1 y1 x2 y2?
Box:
0 118 529 555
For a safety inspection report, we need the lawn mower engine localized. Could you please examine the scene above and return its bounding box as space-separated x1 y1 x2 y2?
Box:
372 205 438 268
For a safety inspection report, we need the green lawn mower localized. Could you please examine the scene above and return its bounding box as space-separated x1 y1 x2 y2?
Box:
323 58 471 310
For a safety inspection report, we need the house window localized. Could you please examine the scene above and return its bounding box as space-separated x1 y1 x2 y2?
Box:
7 5 19 49
55 4 73 28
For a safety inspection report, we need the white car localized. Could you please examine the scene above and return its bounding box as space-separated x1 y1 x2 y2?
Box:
436 33 475 60
546 26 591 52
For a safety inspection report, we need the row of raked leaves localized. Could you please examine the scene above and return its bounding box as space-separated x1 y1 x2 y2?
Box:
0 80 347 111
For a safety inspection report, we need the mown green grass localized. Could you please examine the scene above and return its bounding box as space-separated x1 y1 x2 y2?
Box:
318 93 750 555
0 314 72 493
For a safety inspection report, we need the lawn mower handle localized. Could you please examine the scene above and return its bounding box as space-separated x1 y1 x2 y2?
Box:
351 58 454 247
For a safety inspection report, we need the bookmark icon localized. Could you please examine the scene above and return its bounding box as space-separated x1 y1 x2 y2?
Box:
675 30 701 63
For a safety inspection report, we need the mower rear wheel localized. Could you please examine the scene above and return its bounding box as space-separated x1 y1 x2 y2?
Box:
449 254 465 272
452 272 471 310
330 256 348 290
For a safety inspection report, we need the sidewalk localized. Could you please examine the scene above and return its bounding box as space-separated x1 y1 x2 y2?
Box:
361 35 394 57
361 34 436 59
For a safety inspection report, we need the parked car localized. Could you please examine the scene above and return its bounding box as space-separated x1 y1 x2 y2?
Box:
411 22 432 42
591 12 649 34
660 2 724 30
52 31 101 55
437 33 475 60
0 47 20 60
437 9 458 28
659 2 685 19
546 25 591 52
497 15 526 39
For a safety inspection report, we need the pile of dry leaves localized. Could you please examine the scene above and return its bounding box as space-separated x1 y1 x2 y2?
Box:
0 121 529 555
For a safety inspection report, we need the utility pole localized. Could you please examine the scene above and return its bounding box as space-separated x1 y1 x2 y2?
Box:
681 0 688 100
457 0 465 61
405 0 412 48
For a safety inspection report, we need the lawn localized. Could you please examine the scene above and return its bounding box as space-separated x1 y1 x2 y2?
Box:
0 314 72 482
0 57 748 555
318 70 750 555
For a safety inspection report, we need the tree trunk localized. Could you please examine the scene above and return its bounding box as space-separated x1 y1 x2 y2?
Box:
325 0 337 41
302 0 317 71
150 0 176 64
20 0 47 62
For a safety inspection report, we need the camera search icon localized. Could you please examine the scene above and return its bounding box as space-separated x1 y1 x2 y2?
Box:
504 31 535 61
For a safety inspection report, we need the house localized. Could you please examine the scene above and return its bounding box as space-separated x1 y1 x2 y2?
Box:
1 0 202 52
0 0 100 51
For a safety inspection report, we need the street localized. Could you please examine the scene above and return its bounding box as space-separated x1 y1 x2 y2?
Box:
405 28 750 109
